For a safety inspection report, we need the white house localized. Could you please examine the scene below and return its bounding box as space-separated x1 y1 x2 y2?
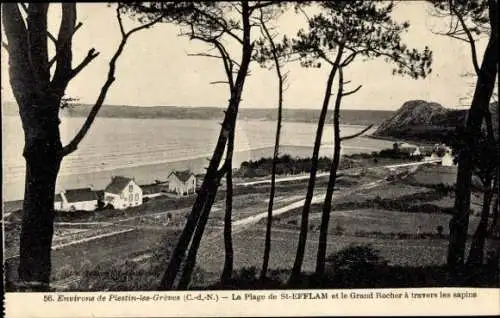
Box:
104 176 143 210
167 170 197 196
441 152 456 166
55 188 99 212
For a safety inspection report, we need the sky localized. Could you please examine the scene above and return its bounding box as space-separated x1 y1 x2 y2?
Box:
0 1 490 111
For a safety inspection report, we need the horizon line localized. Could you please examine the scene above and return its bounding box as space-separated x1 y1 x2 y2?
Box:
2 99 471 111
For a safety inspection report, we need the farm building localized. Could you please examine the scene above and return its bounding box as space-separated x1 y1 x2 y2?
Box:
55 188 99 212
104 176 143 209
167 170 197 196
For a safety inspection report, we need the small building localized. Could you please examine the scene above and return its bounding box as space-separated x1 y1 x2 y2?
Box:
56 188 99 212
104 176 143 210
167 170 197 196
441 152 456 166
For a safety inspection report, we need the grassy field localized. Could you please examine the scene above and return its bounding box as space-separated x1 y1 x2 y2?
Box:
194 223 452 277
5 228 180 290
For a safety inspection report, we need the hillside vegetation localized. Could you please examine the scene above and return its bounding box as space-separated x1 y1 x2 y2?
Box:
373 100 498 143
2 101 393 126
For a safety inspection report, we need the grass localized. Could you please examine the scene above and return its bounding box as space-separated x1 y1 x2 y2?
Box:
75 243 499 291
4 228 181 291
7 157 497 291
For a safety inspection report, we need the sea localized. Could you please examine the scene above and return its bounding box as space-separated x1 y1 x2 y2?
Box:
2 116 394 201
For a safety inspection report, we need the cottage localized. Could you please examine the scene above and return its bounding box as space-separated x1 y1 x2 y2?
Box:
104 176 143 210
56 188 99 212
167 170 197 196
441 152 456 166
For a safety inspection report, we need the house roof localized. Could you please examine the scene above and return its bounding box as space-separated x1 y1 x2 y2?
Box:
168 170 195 183
64 188 98 203
104 176 134 195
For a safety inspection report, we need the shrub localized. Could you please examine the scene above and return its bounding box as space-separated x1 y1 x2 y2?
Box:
326 245 387 273
333 221 345 236
324 245 389 288
436 225 444 237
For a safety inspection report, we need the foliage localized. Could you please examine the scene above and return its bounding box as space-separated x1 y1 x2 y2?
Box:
325 245 387 273
238 154 355 177
428 0 491 42
289 1 432 78
377 148 425 161
448 124 498 185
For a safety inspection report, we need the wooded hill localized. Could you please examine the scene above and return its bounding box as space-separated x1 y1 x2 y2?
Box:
1 101 393 126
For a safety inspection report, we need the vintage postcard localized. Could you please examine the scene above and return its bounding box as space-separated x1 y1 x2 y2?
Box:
2 1 499 317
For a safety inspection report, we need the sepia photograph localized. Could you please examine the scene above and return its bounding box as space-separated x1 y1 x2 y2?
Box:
1 1 499 317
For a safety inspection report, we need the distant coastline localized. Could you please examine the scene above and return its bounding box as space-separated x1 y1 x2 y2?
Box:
1 101 393 126
3 140 394 203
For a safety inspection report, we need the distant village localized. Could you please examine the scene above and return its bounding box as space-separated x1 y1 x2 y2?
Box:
53 170 199 213
392 142 456 166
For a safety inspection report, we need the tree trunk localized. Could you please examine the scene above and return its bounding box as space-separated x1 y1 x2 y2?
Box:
488 194 499 235
17 100 63 289
177 189 218 290
159 2 253 290
221 128 235 284
467 175 493 266
289 49 343 285
447 20 498 279
315 69 343 276
260 21 284 280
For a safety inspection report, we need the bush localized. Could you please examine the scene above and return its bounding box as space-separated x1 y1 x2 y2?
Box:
323 245 389 288
436 225 444 236
326 245 387 273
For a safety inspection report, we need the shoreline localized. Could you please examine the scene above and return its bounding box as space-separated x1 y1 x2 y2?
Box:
3 141 392 203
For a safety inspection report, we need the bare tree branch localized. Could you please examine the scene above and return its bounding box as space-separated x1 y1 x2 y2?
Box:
249 1 277 13
340 124 374 142
68 48 100 80
47 30 58 46
342 84 362 96
210 80 231 85
19 2 28 15
48 21 82 68
116 5 126 38
62 4 164 156
187 52 223 59
51 3 77 91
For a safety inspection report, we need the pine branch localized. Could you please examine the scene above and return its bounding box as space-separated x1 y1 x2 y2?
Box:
62 4 164 156
340 125 374 142
342 85 362 97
